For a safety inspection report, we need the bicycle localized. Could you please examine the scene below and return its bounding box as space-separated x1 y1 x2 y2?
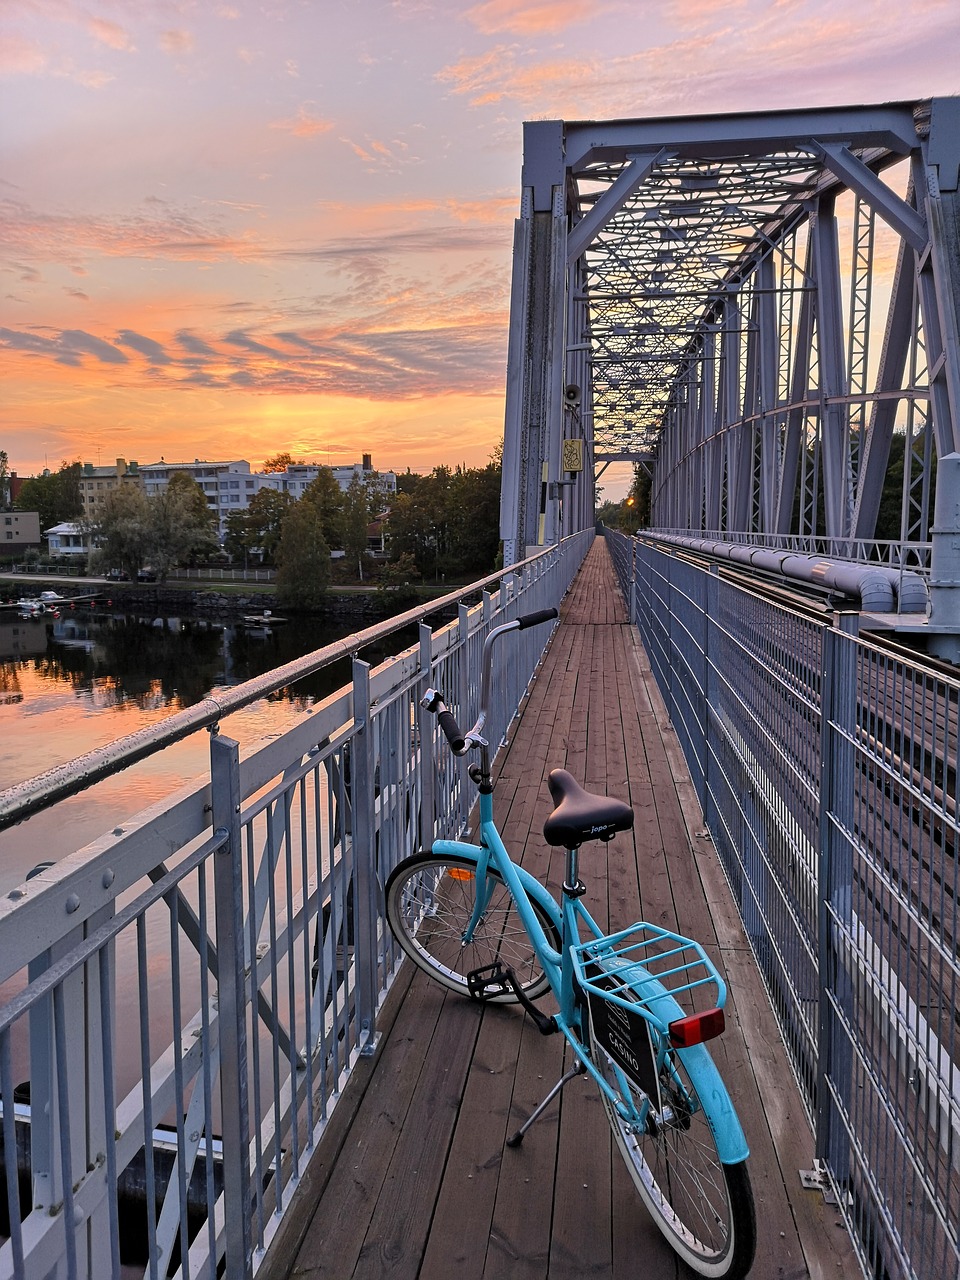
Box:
384 609 757 1279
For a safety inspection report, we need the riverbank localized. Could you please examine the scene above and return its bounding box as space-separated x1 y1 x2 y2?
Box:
0 572 434 621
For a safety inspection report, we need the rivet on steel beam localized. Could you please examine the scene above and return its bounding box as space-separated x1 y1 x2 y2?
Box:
65 893 80 913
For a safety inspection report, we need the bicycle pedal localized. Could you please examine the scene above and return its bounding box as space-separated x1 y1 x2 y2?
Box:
467 961 512 1001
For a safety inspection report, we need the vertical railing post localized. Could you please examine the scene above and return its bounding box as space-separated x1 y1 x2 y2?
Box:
630 536 638 628
457 603 472 833
351 659 381 1056
418 621 437 851
816 614 858 1183
702 566 721 827
210 731 252 1280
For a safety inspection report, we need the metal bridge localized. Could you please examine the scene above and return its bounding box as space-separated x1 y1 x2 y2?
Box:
0 99 959 1280
500 97 960 653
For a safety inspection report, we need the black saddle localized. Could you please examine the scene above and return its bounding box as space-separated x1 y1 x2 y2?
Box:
542 769 634 848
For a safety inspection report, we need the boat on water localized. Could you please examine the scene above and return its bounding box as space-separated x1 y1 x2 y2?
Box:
240 609 287 629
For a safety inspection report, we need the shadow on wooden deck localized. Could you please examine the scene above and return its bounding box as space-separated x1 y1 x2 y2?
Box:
264 539 857 1280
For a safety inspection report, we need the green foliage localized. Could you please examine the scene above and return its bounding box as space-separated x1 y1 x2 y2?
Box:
275 501 331 607
148 473 220 579
88 486 152 579
385 455 502 579
89 476 218 581
244 488 292 563
301 468 344 549
341 474 371 580
14 461 82 532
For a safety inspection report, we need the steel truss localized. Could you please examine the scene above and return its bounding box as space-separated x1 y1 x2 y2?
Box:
501 99 960 590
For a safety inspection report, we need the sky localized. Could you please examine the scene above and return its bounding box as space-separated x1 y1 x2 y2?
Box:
2 1 958 503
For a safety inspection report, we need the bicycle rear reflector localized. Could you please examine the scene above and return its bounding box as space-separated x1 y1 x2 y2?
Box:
668 1007 725 1047
447 867 475 882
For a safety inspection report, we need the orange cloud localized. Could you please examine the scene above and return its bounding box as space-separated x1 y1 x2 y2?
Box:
270 104 335 138
464 0 617 35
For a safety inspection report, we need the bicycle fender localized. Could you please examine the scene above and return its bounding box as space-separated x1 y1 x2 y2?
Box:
676 1042 750 1164
430 840 563 934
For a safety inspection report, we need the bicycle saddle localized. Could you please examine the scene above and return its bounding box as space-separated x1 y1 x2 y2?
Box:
542 769 634 847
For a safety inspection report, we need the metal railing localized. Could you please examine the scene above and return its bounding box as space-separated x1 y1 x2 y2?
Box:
606 527 960 1280
648 529 933 575
0 530 592 1280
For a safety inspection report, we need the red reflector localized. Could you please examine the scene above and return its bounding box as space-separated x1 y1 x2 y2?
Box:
668 1007 725 1047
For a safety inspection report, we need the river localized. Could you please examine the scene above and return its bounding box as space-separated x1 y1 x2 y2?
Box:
0 600 416 893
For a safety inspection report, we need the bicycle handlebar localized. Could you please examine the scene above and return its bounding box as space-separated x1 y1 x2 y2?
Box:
420 608 558 758
436 708 467 754
516 607 559 631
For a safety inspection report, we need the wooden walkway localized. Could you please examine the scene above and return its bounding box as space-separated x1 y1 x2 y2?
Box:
268 539 857 1280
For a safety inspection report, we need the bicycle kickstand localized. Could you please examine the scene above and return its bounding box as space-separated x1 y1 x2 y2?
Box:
506 1058 584 1148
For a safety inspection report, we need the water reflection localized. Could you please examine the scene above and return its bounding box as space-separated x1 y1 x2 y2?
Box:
0 604 418 890
3 608 389 710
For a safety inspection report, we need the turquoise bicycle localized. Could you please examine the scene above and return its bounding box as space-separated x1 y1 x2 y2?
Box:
385 610 757 1279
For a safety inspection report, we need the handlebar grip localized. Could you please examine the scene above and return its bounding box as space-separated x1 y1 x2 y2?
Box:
437 709 467 754
516 607 559 631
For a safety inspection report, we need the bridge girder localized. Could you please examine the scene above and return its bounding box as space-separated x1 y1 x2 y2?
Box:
500 98 960 571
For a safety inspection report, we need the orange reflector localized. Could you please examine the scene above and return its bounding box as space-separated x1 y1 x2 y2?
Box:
668 1007 725 1048
446 867 475 882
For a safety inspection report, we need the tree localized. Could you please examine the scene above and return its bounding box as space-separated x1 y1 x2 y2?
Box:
262 451 296 473
14 461 82 533
341 475 371 580
275 501 331 607
385 457 503 579
245 488 292 563
223 509 255 565
147 473 219 580
88 486 152 579
301 468 344 549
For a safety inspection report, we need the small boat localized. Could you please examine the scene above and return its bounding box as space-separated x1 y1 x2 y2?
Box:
241 610 287 628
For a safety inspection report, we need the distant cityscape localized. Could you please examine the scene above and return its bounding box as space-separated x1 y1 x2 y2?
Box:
3 453 397 557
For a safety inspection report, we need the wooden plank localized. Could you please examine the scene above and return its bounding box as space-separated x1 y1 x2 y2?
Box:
352 987 484 1278
282 536 861 1280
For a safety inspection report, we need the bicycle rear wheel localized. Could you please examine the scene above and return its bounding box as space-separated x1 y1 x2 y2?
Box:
385 851 559 1002
591 1028 756 1279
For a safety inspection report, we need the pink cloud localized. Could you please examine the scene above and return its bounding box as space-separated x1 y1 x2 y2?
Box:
0 34 47 74
87 18 135 53
159 29 194 56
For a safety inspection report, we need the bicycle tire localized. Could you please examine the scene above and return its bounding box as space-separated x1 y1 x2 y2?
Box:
591 1025 756 1279
385 851 560 1002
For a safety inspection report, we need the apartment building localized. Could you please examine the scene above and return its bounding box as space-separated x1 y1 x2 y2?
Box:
136 455 395 538
2 510 41 554
77 458 142 514
138 459 257 535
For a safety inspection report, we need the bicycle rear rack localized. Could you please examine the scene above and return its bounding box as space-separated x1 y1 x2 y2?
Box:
572 921 727 1033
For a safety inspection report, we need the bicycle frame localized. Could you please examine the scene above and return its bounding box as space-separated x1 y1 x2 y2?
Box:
424 617 749 1165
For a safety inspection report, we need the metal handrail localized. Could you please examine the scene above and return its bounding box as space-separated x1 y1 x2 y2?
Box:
0 545 564 832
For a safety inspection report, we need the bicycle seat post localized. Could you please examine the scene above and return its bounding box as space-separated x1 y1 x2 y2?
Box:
562 843 586 899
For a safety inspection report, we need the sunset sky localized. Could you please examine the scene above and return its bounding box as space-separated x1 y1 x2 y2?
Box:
2 1 958 500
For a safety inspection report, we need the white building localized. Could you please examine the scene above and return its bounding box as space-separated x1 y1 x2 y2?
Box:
139 459 257 536
138 455 396 540
45 522 95 557
258 454 397 503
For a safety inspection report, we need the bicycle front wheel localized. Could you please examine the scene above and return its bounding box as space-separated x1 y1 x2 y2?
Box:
385 851 560 1002
591 1029 756 1279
